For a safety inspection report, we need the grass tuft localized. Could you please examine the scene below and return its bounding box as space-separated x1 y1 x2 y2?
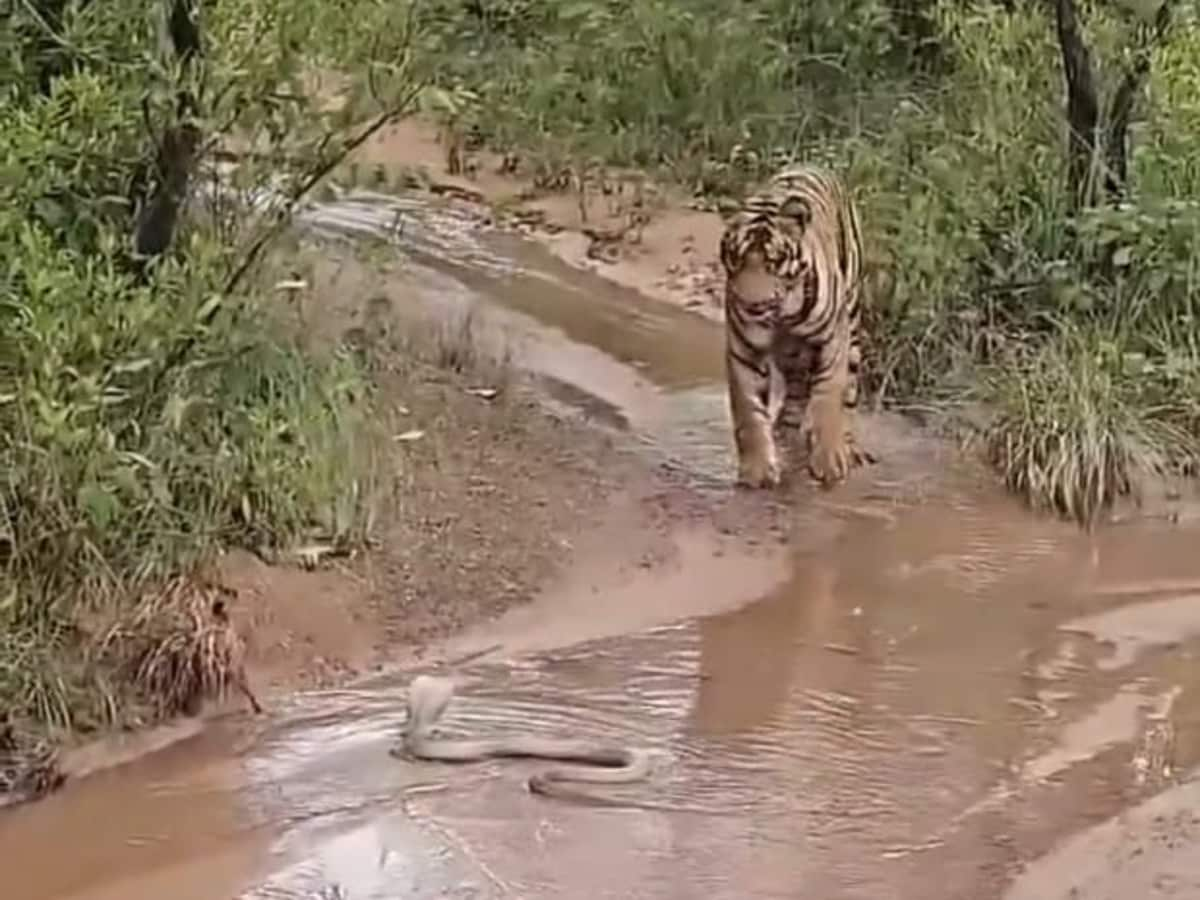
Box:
107 576 259 720
983 327 1198 525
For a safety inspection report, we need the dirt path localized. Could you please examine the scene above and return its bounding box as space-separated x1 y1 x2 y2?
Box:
352 116 729 324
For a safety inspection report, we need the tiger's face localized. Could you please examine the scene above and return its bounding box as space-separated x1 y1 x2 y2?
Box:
723 190 812 268
726 247 785 311
723 219 809 312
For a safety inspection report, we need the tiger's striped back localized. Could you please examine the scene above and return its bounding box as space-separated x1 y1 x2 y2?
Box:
775 165 865 404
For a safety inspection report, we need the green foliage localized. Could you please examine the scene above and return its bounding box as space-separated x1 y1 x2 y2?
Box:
863 3 1200 522
413 0 910 193
0 0 424 788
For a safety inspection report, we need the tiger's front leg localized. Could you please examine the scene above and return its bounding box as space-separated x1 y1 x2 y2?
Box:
772 333 813 437
725 305 780 489
806 319 861 488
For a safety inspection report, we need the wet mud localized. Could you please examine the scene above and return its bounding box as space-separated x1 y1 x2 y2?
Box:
7 174 1200 900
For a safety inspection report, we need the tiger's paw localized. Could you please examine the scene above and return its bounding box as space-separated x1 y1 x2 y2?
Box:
736 452 781 489
807 432 872 488
849 439 877 468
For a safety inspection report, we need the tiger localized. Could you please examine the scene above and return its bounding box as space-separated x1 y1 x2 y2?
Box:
718 163 874 489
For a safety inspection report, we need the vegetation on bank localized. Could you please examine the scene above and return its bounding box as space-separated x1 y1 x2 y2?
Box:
0 0 428 798
417 0 1200 523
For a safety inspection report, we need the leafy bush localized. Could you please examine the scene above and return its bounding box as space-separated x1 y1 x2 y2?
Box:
0 0 423 795
413 0 908 192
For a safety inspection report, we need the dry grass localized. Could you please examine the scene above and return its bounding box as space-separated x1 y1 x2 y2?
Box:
105 575 262 719
0 573 263 808
982 331 1197 526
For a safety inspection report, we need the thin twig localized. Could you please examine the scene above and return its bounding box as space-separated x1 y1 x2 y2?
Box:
148 81 426 398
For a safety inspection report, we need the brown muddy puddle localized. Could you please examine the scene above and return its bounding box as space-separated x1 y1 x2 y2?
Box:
8 190 1200 900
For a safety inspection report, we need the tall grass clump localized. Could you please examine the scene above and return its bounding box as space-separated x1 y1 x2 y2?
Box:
0 0 428 801
983 321 1199 524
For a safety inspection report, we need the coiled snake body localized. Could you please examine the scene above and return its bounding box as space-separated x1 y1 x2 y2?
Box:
390 675 652 804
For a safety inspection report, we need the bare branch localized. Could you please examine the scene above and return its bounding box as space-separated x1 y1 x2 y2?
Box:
148 80 427 398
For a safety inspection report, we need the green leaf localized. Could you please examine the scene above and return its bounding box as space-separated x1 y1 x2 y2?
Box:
77 483 118 532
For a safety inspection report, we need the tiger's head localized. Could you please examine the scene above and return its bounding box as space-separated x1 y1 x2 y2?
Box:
719 194 812 307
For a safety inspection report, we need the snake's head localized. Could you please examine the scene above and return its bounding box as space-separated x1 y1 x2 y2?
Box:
406 674 455 736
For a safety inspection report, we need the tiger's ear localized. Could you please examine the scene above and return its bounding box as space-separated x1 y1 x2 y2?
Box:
778 196 811 227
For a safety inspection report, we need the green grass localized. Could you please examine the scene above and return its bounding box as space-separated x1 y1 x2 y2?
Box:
1 0 419 802
0 256 383 796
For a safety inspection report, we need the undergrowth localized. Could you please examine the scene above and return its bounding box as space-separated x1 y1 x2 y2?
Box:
413 0 1200 522
0 0 422 802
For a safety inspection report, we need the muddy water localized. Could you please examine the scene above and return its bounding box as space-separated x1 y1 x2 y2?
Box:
8 191 1200 899
300 190 733 482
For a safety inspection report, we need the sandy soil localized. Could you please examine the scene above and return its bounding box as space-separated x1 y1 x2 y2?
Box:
1004 774 1200 899
208 367 645 700
207 255 688 699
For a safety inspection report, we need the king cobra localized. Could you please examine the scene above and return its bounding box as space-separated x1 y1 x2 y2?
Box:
389 674 652 805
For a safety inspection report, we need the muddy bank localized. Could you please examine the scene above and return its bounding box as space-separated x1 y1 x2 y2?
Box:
350 116 729 325
1004 772 1200 899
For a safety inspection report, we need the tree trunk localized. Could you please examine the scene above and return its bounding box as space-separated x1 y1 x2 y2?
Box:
131 0 205 266
1052 0 1101 208
1103 0 1174 202
1051 0 1174 210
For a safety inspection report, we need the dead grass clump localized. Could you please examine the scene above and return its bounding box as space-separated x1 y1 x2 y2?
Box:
103 575 262 719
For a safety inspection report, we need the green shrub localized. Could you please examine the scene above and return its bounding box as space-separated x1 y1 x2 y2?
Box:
0 0 423 795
